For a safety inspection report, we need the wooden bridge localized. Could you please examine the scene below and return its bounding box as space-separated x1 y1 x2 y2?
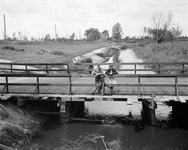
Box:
1 62 188 104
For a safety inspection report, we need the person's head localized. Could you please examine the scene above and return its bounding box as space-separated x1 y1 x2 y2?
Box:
109 65 113 69
97 64 100 69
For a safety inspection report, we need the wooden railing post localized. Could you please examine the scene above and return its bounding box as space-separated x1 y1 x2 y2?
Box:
5 76 8 93
182 64 185 74
25 65 28 74
36 76 40 94
138 75 141 96
158 64 161 74
102 76 105 96
46 64 49 74
134 64 136 74
175 75 178 96
10 64 13 73
67 65 72 95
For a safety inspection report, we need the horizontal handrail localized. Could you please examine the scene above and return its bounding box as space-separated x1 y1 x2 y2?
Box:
1 74 188 96
0 62 70 75
75 62 188 65
1 62 188 75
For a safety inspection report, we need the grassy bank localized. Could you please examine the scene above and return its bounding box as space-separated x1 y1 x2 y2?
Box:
0 41 112 63
132 41 188 73
0 102 45 149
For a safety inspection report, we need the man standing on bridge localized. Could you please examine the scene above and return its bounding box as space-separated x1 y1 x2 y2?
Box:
92 64 104 94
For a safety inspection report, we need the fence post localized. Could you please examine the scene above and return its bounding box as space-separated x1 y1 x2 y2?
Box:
175 75 178 96
158 64 161 74
67 65 72 95
138 75 141 96
46 64 49 74
5 76 8 93
182 64 185 74
134 64 136 74
25 65 28 74
36 76 40 94
10 64 13 73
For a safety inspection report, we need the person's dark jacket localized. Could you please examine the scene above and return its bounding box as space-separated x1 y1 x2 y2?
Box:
105 68 118 76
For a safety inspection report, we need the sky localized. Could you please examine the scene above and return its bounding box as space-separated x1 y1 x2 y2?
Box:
0 0 188 40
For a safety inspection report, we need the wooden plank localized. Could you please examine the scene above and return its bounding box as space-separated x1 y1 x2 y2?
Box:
132 96 138 103
178 96 186 103
127 97 133 105
172 96 179 102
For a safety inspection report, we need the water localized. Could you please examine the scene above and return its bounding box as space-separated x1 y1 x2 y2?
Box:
30 49 188 150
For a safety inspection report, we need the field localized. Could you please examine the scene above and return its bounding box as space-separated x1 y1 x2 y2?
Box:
0 41 112 63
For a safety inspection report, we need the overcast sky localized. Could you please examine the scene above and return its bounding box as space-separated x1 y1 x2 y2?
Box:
0 0 187 40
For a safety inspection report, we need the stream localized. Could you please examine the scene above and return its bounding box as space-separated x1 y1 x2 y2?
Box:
30 49 188 150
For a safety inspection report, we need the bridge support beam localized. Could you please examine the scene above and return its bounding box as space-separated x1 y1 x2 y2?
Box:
141 98 157 125
59 98 85 123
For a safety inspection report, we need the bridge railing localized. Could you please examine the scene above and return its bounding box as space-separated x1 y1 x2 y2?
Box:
1 62 188 97
70 74 188 96
73 62 188 74
0 62 70 75
0 74 71 96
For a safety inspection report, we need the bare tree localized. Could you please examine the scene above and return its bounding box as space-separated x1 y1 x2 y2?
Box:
112 23 123 45
151 12 164 43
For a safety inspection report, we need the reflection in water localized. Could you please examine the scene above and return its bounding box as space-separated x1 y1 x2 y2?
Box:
30 49 188 150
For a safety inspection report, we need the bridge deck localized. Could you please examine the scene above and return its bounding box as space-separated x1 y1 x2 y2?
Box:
1 76 188 95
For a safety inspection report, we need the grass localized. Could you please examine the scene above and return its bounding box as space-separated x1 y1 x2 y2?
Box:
0 41 112 63
132 41 188 74
133 41 188 63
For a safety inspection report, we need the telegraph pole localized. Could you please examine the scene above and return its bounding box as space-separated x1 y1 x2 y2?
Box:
3 14 6 40
55 24 57 41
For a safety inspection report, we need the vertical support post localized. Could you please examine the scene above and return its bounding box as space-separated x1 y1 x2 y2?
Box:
59 98 66 123
150 95 156 125
158 64 161 74
182 64 185 74
175 75 178 96
65 101 71 122
5 76 8 93
68 74 72 95
102 81 105 96
67 65 72 95
10 64 13 73
36 76 40 94
134 64 136 74
25 65 28 74
138 75 141 96
46 64 49 74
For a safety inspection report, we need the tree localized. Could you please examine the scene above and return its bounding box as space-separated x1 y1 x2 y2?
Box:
101 30 109 40
12 32 17 41
84 28 101 42
70 33 75 42
44 34 51 41
112 23 123 44
149 11 182 43
18 31 22 40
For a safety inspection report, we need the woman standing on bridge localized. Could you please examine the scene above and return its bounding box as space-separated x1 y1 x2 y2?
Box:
105 64 118 91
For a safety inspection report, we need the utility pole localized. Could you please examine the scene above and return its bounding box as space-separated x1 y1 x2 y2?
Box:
3 14 6 40
79 30 81 40
55 24 57 42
